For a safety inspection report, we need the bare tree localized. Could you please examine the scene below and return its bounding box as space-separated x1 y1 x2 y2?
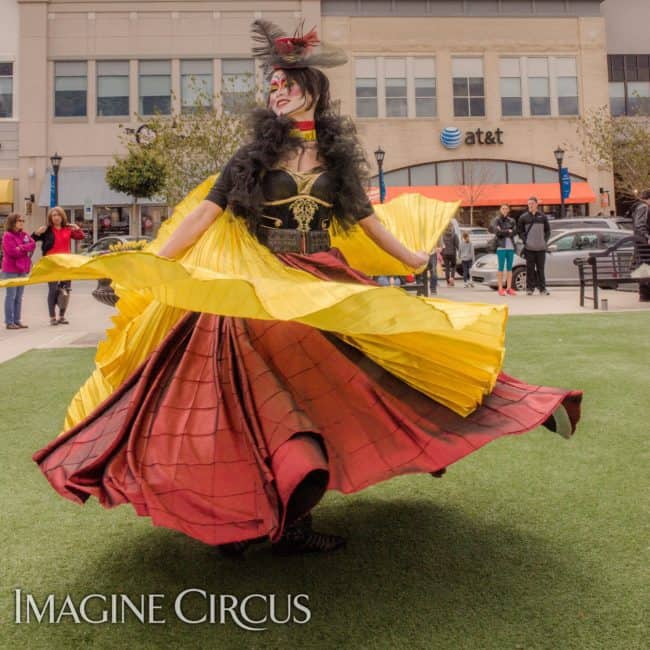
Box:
577 105 650 201
455 160 495 226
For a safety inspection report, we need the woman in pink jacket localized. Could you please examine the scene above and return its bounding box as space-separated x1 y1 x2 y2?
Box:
2 213 35 329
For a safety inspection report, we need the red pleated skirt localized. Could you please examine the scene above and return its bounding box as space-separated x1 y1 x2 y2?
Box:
33 250 582 545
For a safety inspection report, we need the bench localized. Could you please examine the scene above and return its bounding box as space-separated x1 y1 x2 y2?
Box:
574 235 650 309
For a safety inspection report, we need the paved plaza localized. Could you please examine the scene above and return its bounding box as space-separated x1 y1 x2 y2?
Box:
1 279 647 365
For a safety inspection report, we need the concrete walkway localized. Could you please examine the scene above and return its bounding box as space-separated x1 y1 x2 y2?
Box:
1 280 647 365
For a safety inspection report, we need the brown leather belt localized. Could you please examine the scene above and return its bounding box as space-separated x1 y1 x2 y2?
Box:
257 225 330 254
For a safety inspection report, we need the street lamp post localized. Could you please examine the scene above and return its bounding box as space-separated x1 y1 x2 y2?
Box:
553 146 565 219
50 152 62 207
374 146 386 204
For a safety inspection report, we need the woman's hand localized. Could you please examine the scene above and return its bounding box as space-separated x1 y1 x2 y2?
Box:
35 225 47 235
409 250 429 272
359 215 431 271
70 223 81 230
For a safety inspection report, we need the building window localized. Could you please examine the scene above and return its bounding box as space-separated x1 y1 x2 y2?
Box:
181 60 213 113
97 61 129 117
500 58 522 116
452 57 485 117
528 57 550 116
556 57 579 115
221 59 255 114
384 58 407 117
139 60 171 115
355 58 378 117
55 61 87 117
607 55 650 116
414 58 436 117
0 62 13 118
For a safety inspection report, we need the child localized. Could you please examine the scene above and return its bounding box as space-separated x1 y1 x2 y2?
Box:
459 231 475 288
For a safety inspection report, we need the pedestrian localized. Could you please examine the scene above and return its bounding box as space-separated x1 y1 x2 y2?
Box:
491 204 517 296
441 223 459 286
2 213 35 329
631 189 650 302
31 206 85 325
428 247 441 294
459 231 475 287
517 196 550 295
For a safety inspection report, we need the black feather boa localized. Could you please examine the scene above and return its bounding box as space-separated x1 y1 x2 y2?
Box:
227 108 371 234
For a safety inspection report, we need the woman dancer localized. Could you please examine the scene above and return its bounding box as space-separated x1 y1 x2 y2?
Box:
29 22 581 556
32 206 85 325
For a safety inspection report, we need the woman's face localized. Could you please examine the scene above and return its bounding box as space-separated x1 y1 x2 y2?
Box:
500 205 510 217
15 217 25 232
51 211 63 227
268 70 314 119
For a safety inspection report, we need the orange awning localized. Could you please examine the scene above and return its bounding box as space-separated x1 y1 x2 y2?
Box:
370 182 596 206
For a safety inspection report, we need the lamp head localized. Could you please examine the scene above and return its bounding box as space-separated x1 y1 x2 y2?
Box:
553 147 565 166
374 146 385 165
50 152 62 172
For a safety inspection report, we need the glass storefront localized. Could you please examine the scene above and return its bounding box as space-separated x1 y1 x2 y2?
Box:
97 206 131 239
140 205 170 238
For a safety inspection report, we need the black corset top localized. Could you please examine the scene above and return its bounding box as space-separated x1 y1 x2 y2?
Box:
261 167 335 232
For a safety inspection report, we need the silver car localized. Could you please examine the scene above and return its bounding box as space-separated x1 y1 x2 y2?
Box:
470 228 632 291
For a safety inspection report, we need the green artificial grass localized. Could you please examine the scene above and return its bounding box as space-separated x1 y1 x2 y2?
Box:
1 313 648 649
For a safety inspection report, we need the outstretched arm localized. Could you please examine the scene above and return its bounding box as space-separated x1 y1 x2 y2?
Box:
158 201 223 259
358 214 428 270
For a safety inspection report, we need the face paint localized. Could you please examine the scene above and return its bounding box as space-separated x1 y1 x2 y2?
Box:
268 70 310 117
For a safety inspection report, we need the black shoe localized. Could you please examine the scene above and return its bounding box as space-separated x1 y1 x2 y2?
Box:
526 290 534 296
217 540 252 558
541 289 550 295
272 514 346 555
431 468 447 478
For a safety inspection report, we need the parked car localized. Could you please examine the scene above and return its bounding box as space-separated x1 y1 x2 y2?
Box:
548 217 621 232
460 226 492 253
86 235 152 306
470 228 633 291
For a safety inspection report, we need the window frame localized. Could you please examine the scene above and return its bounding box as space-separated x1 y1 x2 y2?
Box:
96 60 130 118
499 55 580 118
138 60 172 117
0 61 14 120
452 57 485 118
54 61 88 119
355 55 437 119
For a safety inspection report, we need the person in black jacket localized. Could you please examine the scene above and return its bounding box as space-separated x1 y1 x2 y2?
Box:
440 223 459 286
631 189 650 302
490 204 518 296
517 197 551 295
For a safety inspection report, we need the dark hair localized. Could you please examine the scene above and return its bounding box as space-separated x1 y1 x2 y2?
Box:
528 196 538 203
640 189 650 200
226 67 370 234
5 213 24 232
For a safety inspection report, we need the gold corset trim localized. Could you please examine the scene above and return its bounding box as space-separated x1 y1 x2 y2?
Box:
263 167 334 232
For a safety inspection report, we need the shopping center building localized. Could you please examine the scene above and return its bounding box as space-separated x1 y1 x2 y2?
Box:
2 0 643 242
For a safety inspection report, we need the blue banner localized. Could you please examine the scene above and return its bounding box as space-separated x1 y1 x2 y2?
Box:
560 167 571 200
379 170 386 204
49 174 56 208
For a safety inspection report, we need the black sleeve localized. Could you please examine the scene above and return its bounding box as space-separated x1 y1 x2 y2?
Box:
205 157 236 209
349 196 374 221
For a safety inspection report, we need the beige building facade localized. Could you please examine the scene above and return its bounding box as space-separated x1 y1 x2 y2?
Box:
4 0 623 240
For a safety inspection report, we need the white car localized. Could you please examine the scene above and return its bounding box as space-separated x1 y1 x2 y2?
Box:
470 228 633 290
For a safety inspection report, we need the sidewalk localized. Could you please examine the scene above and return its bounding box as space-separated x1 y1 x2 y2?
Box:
0 281 115 364
1 281 647 365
